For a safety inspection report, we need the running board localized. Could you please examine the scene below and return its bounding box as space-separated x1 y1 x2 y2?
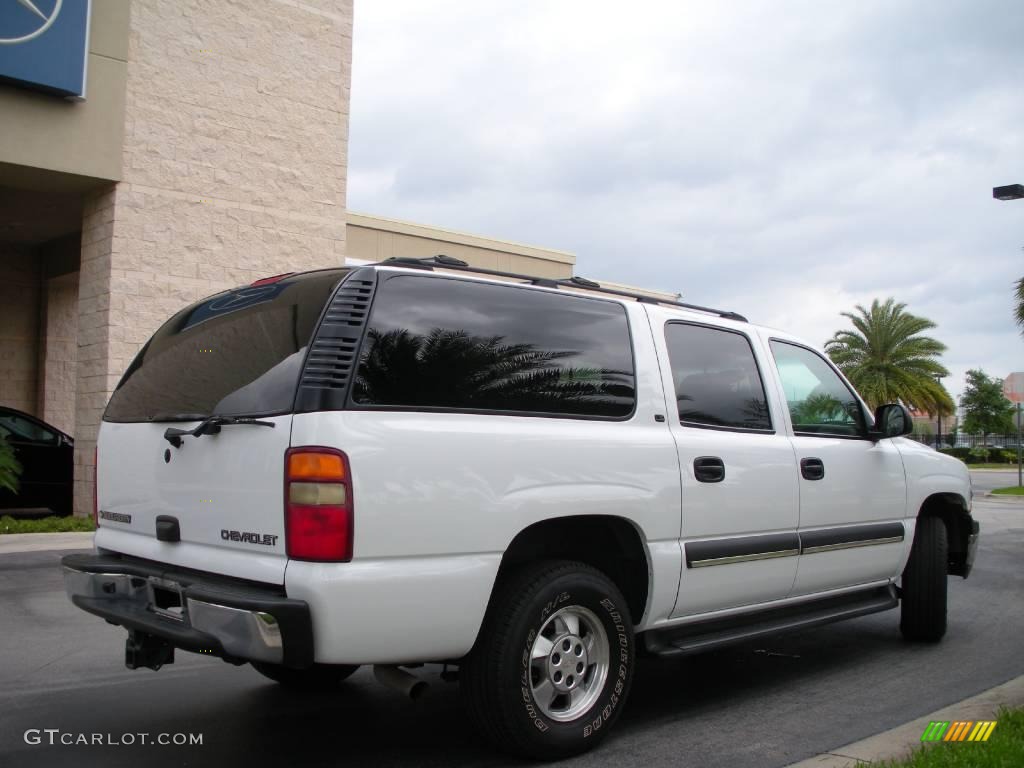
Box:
643 585 898 657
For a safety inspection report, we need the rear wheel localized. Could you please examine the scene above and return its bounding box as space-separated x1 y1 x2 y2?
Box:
900 516 948 642
460 560 635 760
251 661 359 690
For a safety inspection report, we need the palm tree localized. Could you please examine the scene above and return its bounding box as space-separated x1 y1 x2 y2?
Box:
824 298 954 416
1015 276 1024 336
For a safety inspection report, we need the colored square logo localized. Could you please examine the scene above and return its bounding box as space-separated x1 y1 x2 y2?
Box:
0 0 92 98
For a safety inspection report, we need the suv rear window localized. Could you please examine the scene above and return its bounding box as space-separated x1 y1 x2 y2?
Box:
352 275 636 418
104 271 347 422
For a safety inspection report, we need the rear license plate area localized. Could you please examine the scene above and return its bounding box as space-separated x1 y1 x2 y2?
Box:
148 579 184 622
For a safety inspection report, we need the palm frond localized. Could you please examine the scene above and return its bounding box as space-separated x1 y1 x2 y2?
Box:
826 297 952 415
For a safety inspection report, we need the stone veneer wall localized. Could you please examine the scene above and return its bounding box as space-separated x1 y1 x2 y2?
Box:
73 0 354 515
0 246 41 415
39 272 80 437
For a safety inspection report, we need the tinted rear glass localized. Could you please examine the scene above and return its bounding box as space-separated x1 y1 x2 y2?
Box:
352 275 636 418
104 271 346 422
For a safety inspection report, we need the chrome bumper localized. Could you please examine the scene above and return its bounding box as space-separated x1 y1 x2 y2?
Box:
61 555 313 668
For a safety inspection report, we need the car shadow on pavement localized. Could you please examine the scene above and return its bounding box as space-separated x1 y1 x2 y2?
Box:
214 616 909 768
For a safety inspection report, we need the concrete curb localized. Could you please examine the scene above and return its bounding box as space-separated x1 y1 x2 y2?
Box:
0 531 94 555
982 491 1024 501
783 675 1024 767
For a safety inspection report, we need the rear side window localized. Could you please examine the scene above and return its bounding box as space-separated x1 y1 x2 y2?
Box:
0 412 59 444
104 271 347 422
664 323 772 431
352 275 636 418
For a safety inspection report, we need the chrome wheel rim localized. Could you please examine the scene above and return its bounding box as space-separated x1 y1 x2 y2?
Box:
529 605 609 722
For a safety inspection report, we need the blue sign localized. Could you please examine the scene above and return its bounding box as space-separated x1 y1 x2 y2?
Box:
182 285 290 331
0 0 91 99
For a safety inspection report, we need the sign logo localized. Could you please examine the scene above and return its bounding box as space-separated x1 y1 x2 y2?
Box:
920 720 997 743
0 0 89 98
182 284 287 330
0 0 63 45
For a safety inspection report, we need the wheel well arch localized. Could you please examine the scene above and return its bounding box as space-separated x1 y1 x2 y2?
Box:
918 492 972 577
493 515 650 625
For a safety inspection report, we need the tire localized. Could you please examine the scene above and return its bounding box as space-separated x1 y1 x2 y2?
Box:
900 516 948 642
460 560 635 761
251 661 359 690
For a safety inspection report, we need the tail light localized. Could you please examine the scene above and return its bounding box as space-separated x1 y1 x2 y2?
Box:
284 447 353 561
250 273 294 286
93 446 99 527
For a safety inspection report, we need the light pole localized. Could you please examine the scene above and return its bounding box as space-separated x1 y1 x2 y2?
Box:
993 183 1024 201
993 185 1022 485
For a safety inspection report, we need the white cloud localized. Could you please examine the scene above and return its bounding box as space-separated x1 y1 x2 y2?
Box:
348 0 1024 403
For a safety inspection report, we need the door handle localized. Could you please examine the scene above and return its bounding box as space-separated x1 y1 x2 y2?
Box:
800 457 825 481
693 456 725 483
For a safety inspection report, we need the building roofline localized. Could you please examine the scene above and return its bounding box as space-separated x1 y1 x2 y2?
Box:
346 211 576 265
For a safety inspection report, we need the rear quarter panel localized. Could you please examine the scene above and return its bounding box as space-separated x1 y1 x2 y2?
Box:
285 301 683 662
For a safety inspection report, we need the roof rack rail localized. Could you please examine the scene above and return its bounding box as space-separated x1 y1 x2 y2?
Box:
375 255 747 322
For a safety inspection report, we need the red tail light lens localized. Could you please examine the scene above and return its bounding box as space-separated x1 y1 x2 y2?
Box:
284 447 352 561
250 272 294 286
93 446 99 527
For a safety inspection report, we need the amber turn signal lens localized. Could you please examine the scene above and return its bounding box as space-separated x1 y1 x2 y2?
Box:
288 452 345 481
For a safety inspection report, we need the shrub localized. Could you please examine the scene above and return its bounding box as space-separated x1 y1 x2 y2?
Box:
968 448 989 464
0 515 95 534
0 438 21 494
939 447 972 461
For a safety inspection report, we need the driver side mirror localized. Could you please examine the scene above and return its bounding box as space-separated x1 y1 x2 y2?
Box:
871 403 913 440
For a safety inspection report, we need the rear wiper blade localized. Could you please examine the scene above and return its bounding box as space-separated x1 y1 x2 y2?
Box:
163 415 275 448
150 412 207 422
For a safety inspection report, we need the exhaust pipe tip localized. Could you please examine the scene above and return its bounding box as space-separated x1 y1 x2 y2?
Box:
373 664 429 700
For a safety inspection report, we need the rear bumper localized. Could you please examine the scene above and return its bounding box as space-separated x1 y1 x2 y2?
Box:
61 553 314 668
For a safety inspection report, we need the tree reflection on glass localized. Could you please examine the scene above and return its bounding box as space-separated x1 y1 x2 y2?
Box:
353 328 635 417
677 394 771 430
790 392 859 432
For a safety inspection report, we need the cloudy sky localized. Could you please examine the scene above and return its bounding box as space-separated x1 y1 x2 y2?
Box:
347 0 1024 405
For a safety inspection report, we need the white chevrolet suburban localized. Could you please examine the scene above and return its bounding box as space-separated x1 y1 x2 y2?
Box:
62 256 979 760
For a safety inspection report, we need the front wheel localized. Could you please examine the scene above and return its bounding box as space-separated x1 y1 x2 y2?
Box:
251 661 360 690
900 516 948 642
460 560 635 760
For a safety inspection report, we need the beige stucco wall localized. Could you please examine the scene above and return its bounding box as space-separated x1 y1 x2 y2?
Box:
0 0 130 183
0 246 41 415
346 213 575 279
73 0 354 515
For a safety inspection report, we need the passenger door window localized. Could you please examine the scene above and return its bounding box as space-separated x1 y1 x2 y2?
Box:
769 341 866 437
663 323 772 431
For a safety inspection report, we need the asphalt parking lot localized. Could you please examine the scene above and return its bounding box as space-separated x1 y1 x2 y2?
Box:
1 492 1021 768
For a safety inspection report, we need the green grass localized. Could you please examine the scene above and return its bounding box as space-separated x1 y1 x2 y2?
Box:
967 463 1023 470
864 707 1024 767
0 515 96 534
991 486 1024 496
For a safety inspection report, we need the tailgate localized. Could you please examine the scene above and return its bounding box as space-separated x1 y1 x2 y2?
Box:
95 417 292 583
91 270 349 585
95 417 293 583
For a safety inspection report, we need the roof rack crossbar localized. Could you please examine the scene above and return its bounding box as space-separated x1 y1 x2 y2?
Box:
375 256 747 322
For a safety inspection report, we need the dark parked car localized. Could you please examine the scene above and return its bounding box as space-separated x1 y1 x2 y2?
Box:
0 407 74 517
